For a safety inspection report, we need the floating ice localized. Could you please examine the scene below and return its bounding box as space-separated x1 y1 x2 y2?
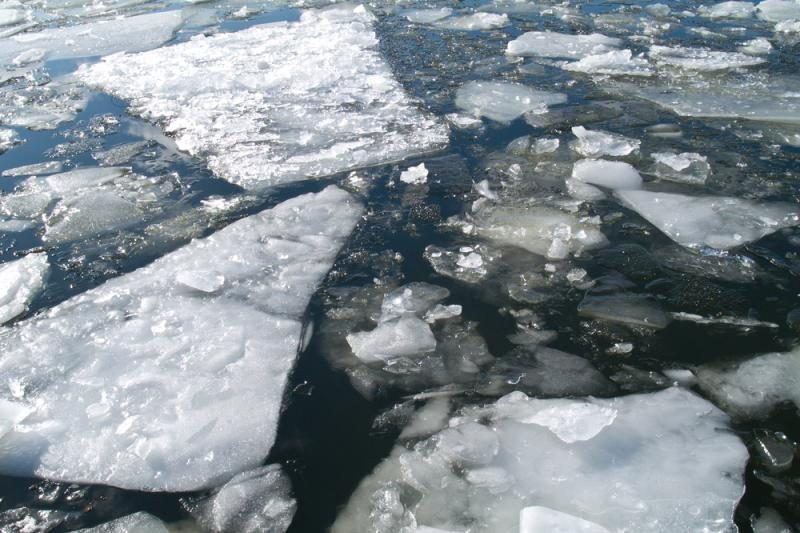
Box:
0 128 19 153
400 163 429 185
757 0 800 21
475 206 608 259
615 189 799 249
562 49 653 77
739 37 773 55
519 507 611 533
80 5 448 190
697 347 800 420
333 387 747 533
403 8 453 24
2 161 64 177
649 45 767 71
379 283 450 322
399 398 450 440
571 127 641 157
571 159 643 190
182 464 296 533
0 186 361 491
454 81 566 123
506 31 621 59
434 13 509 31
650 151 710 185
0 253 49 325
699 1 756 18
579 293 671 329
347 316 437 363
76 512 168 532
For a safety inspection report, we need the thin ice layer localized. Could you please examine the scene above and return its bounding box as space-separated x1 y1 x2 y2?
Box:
616 189 799 250
455 81 566 123
0 186 361 491
332 387 747 533
79 5 448 190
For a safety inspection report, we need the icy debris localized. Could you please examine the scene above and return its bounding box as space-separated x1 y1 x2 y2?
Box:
347 316 438 363
379 283 450 323
400 163 429 185
739 37 773 55
182 465 296 533
433 13 509 31
0 77 88 131
534 138 559 153
650 151 710 185
2 160 64 177
699 1 756 18
80 5 448 191
76 512 168 532
579 293 670 329
0 186 361 491
399 398 450 440
0 507 77 532
562 49 653 77
402 7 453 24
697 347 800 420
571 159 643 190
757 0 800 21
445 113 485 130
333 387 747 533
0 253 49 325
424 304 462 323
475 206 608 259
506 31 621 59
752 508 793 532
615 189 799 249
519 507 611 533
0 10 185 67
571 127 640 157
775 18 800 30
0 127 20 152
649 45 767 71
424 244 496 283
663 369 697 386
454 81 566 123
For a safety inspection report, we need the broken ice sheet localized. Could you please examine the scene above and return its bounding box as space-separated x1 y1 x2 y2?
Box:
616 189 800 250
79 5 448 190
649 151 710 185
0 186 361 491
649 45 767 71
570 126 640 158
454 81 566 123
76 512 168 532
0 252 49 325
561 49 654 77
333 387 747 533
506 30 621 59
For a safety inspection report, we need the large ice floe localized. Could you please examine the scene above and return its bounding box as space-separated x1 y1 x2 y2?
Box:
0 186 361 491
79 4 448 190
616 190 800 250
332 387 748 533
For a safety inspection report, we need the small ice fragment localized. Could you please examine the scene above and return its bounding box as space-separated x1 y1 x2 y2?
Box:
2 161 64 177
434 12 509 31
424 304 462 323
400 163 429 185
507 31 621 59
739 37 773 55
455 81 567 123
571 127 641 157
572 159 643 190
347 317 437 363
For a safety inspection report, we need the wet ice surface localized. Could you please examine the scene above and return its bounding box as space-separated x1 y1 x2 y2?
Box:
1 0 800 531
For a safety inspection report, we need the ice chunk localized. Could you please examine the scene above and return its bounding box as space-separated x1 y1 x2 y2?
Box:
0 507 78 532
79 5 448 191
333 387 747 533
403 8 453 24
0 9 25 27
2 161 64 177
182 465 296 533
76 512 168 532
475 206 608 259
562 49 653 77
649 45 766 71
571 159 643 190
400 398 450 440
0 128 20 153
739 37 773 55
579 293 671 329
697 348 800 420
506 31 621 59
519 507 611 533
571 127 641 157
434 13 509 31
400 163 429 185
347 317 437 363
0 10 185 67
0 186 361 491
455 81 566 123
0 253 49 325
699 1 756 18
615 189 799 249
650 151 710 185
379 283 450 322
757 0 800 21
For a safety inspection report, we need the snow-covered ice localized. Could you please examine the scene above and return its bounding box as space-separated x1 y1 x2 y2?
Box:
0 186 361 491
615 189 799 250
0 253 49 325
332 387 747 533
454 81 566 123
80 5 448 190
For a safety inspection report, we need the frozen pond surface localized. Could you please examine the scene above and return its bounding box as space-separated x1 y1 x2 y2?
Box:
0 0 799 532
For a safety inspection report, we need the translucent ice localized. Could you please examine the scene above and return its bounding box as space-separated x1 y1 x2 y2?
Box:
506 31 621 59
615 189 799 249
433 13 509 31
80 5 448 190
455 81 566 123
699 1 756 18
519 507 611 533
0 186 361 491
649 45 766 71
347 317 437 363
650 151 710 185
0 253 48 325
757 0 800 21
76 512 169 532
562 49 653 77
571 160 643 190
333 387 747 533
571 127 641 157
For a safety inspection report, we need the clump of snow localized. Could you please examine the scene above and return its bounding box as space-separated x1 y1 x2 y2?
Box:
571 126 641 157
0 253 49 325
455 81 566 123
520 507 611 533
506 31 621 59
615 189 799 250
333 387 748 533
0 186 361 491
79 5 448 191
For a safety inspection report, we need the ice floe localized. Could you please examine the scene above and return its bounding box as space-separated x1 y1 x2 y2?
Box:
506 31 621 59
570 127 640 157
0 186 361 491
80 5 448 190
76 512 169 532
616 189 799 249
649 45 767 71
561 49 653 77
454 81 566 123
433 12 509 31
649 151 711 185
571 159 643 190
0 253 49 325
332 387 747 533
699 1 757 19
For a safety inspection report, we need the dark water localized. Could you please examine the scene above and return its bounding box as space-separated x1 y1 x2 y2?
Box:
0 1 799 531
